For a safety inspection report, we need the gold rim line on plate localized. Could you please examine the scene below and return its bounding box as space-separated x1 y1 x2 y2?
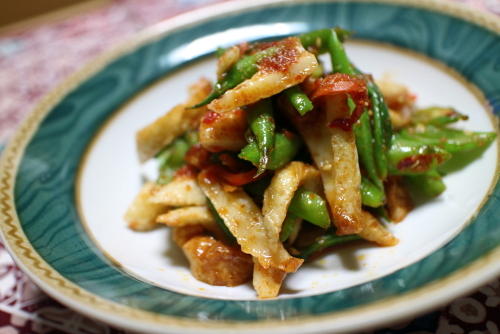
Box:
0 0 500 332
74 38 500 301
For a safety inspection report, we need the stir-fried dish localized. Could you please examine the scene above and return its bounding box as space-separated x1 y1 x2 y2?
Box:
124 28 496 298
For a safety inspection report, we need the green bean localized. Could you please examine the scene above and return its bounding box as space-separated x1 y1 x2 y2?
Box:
310 61 324 78
287 219 302 244
192 47 277 108
372 206 389 221
361 176 385 207
388 133 452 175
207 200 236 244
350 67 392 181
288 187 330 229
215 47 226 57
405 171 446 198
166 138 189 166
279 213 300 242
355 111 381 188
299 28 351 53
243 176 272 205
370 88 389 180
411 107 468 126
248 99 275 175
284 85 314 116
353 68 392 180
156 137 190 184
326 29 354 74
399 126 496 154
300 29 331 52
239 131 301 170
299 233 361 259
369 81 393 151
157 167 176 185
347 95 356 115
184 130 199 146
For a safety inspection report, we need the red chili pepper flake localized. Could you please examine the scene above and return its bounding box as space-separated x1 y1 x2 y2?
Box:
218 153 248 171
282 129 296 140
251 41 279 52
199 167 219 185
237 42 250 55
258 38 299 73
185 144 211 169
397 154 445 173
221 168 259 186
174 165 197 179
329 118 353 132
310 73 369 131
232 108 247 119
300 77 317 96
201 110 221 125
202 165 260 187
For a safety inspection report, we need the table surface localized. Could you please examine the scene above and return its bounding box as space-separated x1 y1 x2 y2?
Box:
0 0 499 333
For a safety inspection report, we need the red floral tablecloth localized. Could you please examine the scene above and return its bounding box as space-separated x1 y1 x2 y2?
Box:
0 0 499 333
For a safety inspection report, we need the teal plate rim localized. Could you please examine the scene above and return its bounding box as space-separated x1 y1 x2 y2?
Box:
1 0 499 333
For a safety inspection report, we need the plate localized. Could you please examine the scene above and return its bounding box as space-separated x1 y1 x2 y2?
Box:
1 0 499 333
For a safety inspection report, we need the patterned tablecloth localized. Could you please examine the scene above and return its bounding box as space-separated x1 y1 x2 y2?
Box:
0 0 499 333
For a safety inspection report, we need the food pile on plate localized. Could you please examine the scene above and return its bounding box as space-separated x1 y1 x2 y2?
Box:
124 28 495 298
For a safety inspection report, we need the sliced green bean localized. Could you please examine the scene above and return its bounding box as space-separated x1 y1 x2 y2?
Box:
299 233 361 259
405 171 446 198
310 61 324 78
388 134 452 175
244 176 272 203
369 81 393 150
361 176 385 207
156 167 176 185
326 29 354 74
279 213 301 242
352 66 392 181
239 131 301 170
355 111 381 188
284 85 314 116
184 130 199 146
215 47 226 57
300 28 351 54
399 126 496 154
207 200 236 244
248 99 275 175
411 107 468 126
192 47 277 108
287 220 302 244
288 187 330 229
371 89 389 180
156 137 190 184
372 206 389 221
